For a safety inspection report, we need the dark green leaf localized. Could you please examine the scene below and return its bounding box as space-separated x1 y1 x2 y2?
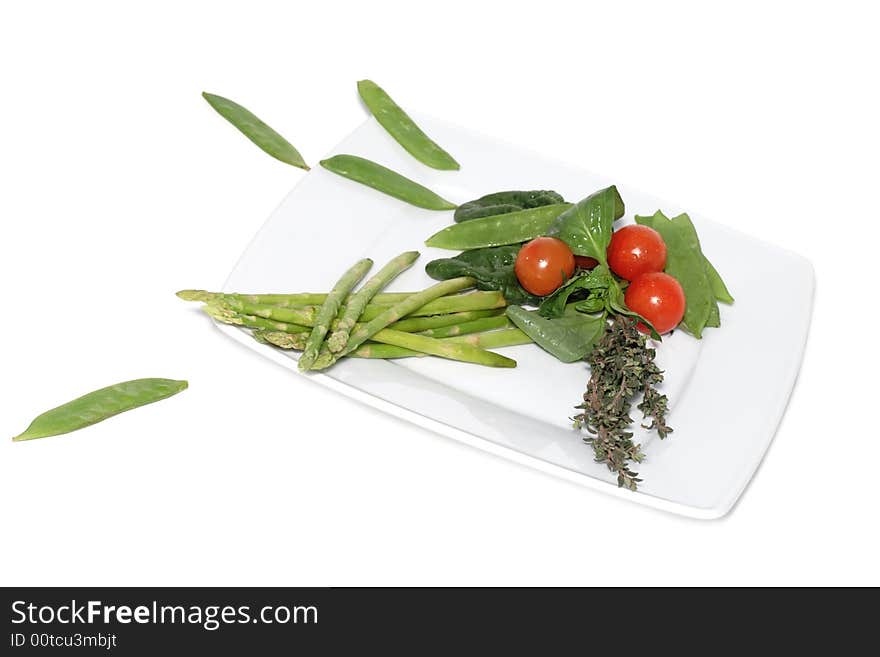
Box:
538 266 613 318
454 190 565 222
506 305 606 362
546 186 624 262
425 245 540 306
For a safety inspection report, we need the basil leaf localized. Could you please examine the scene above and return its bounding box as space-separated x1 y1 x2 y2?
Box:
538 266 613 318
425 245 541 306
574 296 605 313
547 186 624 262
454 190 565 222
635 211 715 338
506 306 606 363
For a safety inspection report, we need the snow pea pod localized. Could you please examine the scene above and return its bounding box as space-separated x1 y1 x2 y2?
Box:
12 378 188 441
425 203 572 250
320 154 457 210
202 92 309 170
357 80 460 170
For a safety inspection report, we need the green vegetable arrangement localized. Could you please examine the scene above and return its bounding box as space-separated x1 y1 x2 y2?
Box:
191 80 736 490
13 77 736 499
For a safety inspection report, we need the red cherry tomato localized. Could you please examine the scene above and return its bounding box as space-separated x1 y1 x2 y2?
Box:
514 237 575 296
607 225 667 281
624 272 686 334
574 255 599 270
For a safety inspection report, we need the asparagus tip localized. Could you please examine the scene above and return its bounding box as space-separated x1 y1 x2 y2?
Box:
177 289 214 302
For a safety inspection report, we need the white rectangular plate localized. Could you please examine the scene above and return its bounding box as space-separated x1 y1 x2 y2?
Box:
219 114 814 519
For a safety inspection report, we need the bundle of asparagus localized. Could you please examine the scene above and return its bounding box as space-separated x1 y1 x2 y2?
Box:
178 251 531 370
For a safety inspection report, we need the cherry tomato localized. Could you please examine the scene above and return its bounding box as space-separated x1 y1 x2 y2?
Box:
607 225 667 281
514 237 575 296
624 272 686 335
574 255 599 270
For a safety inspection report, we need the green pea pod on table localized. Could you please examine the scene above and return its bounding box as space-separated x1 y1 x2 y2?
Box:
357 80 460 171
13 378 188 442
424 203 572 250
454 190 565 222
320 154 457 211
202 92 310 170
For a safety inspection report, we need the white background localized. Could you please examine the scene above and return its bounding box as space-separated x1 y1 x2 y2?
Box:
1 1 877 586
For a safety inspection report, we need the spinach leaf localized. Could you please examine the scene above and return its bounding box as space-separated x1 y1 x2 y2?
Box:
506 305 606 363
454 190 565 222
538 266 612 318
425 245 541 306
547 186 624 262
635 211 715 338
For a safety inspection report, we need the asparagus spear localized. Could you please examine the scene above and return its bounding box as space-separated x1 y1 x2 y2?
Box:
255 330 424 359
206 302 500 336
340 277 475 357
388 308 503 333
312 326 514 369
378 290 505 317
180 289 505 316
326 251 419 353
203 303 310 334
216 296 318 325
299 259 373 370
418 315 511 338
446 328 531 349
177 290 416 306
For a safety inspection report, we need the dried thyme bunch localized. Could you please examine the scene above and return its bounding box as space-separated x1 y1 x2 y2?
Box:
573 315 673 490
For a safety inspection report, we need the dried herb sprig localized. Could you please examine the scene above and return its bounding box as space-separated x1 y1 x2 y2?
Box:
573 315 672 490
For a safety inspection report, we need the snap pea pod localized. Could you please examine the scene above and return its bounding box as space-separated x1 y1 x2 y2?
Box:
320 154 457 210
12 378 188 442
704 257 734 304
299 258 373 371
357 80 460 170
424 203 572 249
201 92 309 170
635 211 715 338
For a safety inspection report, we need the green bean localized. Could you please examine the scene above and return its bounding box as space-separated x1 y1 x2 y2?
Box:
425 203 572 249
320 154 457 210
357 80 460 170
202 92 309 170
12 379 188 442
